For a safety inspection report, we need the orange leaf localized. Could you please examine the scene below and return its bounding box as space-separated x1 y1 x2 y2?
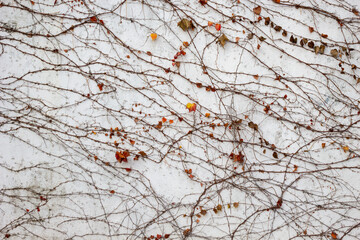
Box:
162 117 167 123
253 6 261 15
150 33 157 40
273 0 280 3
169 119 174 124
331 232 337 239
30 1 35 5
235 37 240 42
205 113 210 117
309 27 314 33
342 146 349 152
322 143 326 148
208 21 213 27
321 33 328 38
110 190 115 194
253 74 259 80
90 16 97 22
186 103 197 112
130 139 135 145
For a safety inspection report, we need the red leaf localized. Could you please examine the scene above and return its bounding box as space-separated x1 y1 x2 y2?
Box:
90 16 97 22
125 168 132 172
215 23 221 31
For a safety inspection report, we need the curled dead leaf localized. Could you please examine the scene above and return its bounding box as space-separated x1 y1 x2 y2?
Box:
253 6 261 15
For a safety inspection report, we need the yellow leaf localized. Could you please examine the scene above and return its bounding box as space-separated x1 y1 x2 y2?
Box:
342 146 349 152
150 33 157 40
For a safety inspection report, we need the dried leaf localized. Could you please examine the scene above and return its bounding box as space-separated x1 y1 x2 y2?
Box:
309 26 314 33
264 17 270 26
331 232 337 239
178 19 195 31
330 49 338 58
248 121 258 131
290 35 297 44
218 34 229 47
352 8 359 16
259 36 266 41
233 202 239 208
308 41 314 48
273 152 278 159
253 6 262 15
274 26 282 32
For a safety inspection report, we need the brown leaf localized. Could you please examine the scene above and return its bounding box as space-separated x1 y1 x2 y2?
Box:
253 6 262 15
276 198 283 208
352 8 359 16
308 41 314 48
218 34 229 47
330 49 338 58
178 19 195 31
321 33 328 38
248 121 258 131
264 17 270 26
290 35 297 44
309 26 314 33
259 36 266 41
273 152 278 159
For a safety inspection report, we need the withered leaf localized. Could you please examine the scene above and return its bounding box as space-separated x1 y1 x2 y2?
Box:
259 36 266 42
247 33 254 40
282 30 287 37
330 49 338 58
248 122 258 131
274 26 282 32
308 41 314 48
218 34 229 47
139 151 147 157
290 35 297 44
300 38 308 47
264 17 270 26
200 209 207 215
273 152 278 159
178 19 195 31
319 45 325 54
253 6 262 15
